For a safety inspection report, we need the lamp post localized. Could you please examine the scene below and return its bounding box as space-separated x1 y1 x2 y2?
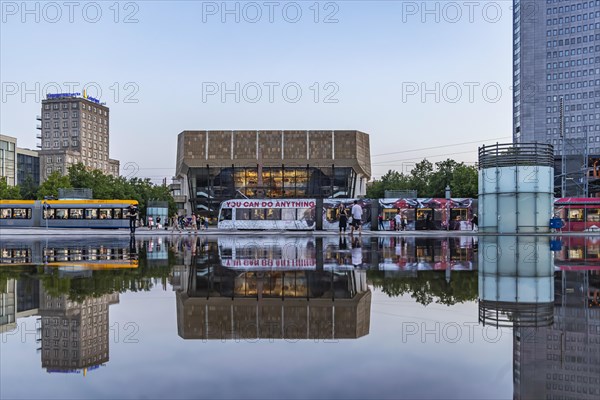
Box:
445 185 451 231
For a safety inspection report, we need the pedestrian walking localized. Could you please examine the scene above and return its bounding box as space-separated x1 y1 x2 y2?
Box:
350 200 363 235
338 204 348 234
127 204 138 234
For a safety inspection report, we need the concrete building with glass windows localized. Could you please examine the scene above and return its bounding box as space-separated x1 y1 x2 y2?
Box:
175 130 371 217
0 134 17 186
37 94 120 182
513 0 600 196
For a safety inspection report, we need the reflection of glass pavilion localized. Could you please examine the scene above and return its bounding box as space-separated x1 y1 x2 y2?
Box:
478 236 555 328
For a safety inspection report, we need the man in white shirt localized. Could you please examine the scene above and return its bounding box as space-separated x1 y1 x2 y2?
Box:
350 200 363 235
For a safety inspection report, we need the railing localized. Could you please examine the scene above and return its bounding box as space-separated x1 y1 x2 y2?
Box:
478 143 555 169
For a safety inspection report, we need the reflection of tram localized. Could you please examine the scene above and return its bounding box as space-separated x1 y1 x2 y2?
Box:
0 199 137 229
218 236 318 270
553 236 600 270
0 238 138 268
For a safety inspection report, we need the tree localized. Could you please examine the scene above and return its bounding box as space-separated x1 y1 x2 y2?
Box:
19 175 38 200
0 177 21 199
409 159 433 196
37 172 72 199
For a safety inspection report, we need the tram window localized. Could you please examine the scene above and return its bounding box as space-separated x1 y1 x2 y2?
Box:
99 209 112 219
0 209 11 219
220 209 232 221
44 209 55 219
55 209 68 219
568 208 584 221
252 209 265 220
12 208 31 219
69 209 83 219
236 209 251 220
265 209 281 220
84 209 98 219
114 209 124 219
282 209 296 220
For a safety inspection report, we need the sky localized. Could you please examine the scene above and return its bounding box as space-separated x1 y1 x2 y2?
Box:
0 1 513 183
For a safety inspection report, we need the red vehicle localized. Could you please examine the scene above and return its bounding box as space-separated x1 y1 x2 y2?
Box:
554 198 600 232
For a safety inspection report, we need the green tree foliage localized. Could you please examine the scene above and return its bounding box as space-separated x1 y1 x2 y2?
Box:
19 175 38 200
67 163 176 218
367 270 478 306
37 171 72 199
367 158 479 198
0 177 21 199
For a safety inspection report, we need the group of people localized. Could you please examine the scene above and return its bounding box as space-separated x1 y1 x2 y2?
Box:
337 200 364 235
378 212 408 231
126 204 210 235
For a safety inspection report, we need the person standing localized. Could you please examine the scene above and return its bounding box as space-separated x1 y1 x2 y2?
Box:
338 204 348 234
378 214 385 230
350 200 363 235
191 213 198 231
394 212 402 232
127 204 138 235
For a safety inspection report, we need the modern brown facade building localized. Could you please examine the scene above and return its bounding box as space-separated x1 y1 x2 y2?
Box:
175 130 371 216
37 94 120 182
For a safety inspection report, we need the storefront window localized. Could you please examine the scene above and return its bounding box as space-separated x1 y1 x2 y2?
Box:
568 208 584 221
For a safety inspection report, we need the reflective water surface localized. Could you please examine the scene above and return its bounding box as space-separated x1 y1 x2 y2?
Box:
1 235 598 399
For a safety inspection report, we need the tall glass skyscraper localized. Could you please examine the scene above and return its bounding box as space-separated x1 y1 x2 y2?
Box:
513 0 600 196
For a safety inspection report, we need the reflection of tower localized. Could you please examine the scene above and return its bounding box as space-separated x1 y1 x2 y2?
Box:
513 271 600 400
479 236 554 328
39 285 119 374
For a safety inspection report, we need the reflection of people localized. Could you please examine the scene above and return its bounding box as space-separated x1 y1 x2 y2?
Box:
127 204 138 234
350 200 363 235
351 237 362 267
338 204 348 234
129 235 138 260
339 236 347 250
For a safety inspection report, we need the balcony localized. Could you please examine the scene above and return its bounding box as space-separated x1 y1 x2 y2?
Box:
36 124 41 130
173 195 187 204
169 182 181 191
36 134 42 139
36 115 42 121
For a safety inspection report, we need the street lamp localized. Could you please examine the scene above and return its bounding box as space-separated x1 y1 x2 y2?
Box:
445 185 451 231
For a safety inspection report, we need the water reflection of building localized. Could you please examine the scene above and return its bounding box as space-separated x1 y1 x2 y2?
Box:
514 270 600 399
175 236 371 340
39 286 119 373
0 277 40 333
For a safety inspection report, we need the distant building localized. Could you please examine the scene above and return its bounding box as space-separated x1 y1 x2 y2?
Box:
16 147 39 187
175 130 371 216
37 94 120 182
0 134 17 186
513 0 600 196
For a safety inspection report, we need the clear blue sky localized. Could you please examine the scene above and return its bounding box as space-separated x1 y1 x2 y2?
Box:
1 1 513 182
